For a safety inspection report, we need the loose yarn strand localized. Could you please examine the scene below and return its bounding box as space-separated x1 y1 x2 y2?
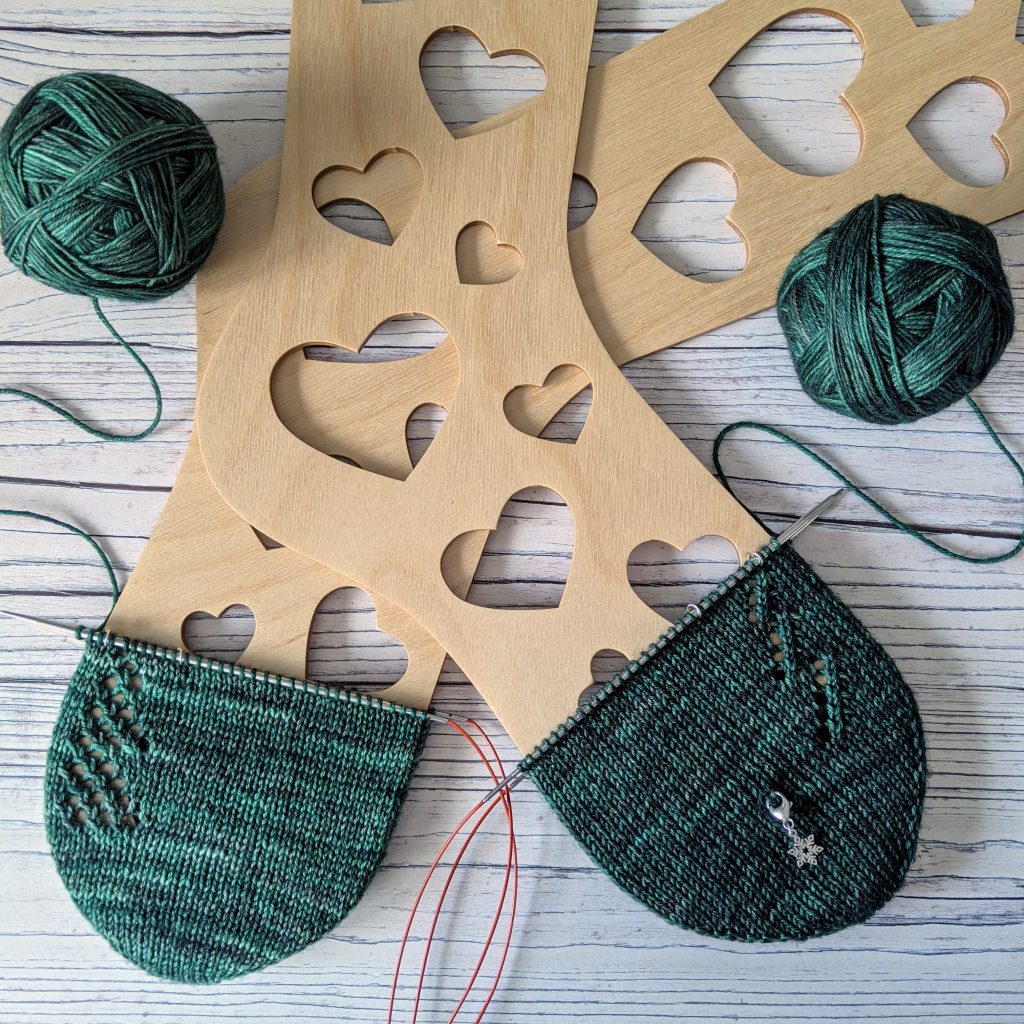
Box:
713 404 1024 564
1 298 162 441
0 508 119 608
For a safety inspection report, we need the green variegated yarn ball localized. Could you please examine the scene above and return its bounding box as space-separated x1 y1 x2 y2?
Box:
0 71 223 301
777 194 1014 425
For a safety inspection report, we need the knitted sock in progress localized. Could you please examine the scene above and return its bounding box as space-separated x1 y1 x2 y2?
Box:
526 545 926 942
45 637 430 983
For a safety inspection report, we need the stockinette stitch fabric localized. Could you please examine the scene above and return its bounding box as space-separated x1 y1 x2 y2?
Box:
777 193 1014 425
45 634 429 983
525 543 926 941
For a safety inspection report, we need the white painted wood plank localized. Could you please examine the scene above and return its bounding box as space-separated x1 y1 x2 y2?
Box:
2 1 1012 33
2 2 1023 1022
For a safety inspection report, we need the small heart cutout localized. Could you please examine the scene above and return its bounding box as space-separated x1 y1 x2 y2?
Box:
182 604 256 663
634 161 746 283
579 649 631 708
710 13 862 176
504 364 592 442
908 79 1007 187
313 150 423 243
442 487 574 610
420 28 545 136
456 222 523 284
306 586 408 692
628 535 738 625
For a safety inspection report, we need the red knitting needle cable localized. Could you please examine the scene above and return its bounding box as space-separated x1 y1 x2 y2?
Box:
445 720 518 1024
412 720 516 1024
387 717 517 1024
404 719 517 1024
387 722 511 1024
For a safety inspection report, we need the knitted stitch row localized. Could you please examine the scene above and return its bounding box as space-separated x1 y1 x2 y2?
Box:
525 545 926 941
45 637 430 983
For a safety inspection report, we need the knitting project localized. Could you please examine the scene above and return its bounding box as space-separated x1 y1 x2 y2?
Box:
44 634 430 983
526 543 926 941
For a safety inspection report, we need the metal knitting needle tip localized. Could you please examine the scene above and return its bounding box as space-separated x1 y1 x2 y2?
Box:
1 607 462 727
0 608 82 640
776 488 845 547
428 710 473 725
482 765 526 803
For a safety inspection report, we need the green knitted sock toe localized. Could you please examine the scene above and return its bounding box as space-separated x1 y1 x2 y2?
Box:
525 545 926 942
45 638 429 983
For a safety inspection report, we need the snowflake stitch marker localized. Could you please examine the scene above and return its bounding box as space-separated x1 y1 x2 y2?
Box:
787 831 824 868
766 791 824 869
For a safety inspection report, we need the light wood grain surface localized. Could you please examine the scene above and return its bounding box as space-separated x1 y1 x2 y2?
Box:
1 2 1022 1022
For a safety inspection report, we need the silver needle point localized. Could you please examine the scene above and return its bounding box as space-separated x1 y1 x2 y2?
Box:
0 608 80 639
776 488 845 547
479 489 848 800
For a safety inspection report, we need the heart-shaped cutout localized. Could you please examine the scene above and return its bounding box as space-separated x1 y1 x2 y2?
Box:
578 649 631 708
633 161 746 283
628 535 738 625
908 79 1007 187
182 603 256 663
442 487 574 610
306 586 408 692
504 364 592 442
313 149 423 243
272 314 454 481
420 28 545 136
456 221 523 284
710 13 862 177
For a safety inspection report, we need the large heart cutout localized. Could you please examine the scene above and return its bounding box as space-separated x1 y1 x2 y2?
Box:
908 79 1007 188
272 314 454 481
420 28 545 136
306 586 408 692
628 535 738 625
633 161 746 283
313 149 423 243
456 221 523 284
442 487 574 609
182 603 256 663
710 13 862 177
504 364 592 442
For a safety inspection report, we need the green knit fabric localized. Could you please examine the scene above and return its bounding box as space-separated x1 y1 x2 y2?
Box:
45 635 429 983
525 545 926 942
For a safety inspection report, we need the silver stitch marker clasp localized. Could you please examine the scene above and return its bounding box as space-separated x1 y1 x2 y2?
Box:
766 790 823 868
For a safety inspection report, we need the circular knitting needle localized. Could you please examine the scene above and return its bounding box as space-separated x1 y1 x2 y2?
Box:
0 608 461 724
480 488 846 800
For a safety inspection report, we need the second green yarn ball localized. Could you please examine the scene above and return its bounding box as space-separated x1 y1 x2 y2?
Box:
778 193 1015 425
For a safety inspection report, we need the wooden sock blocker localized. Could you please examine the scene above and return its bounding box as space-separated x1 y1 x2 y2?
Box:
108 0 1023 752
